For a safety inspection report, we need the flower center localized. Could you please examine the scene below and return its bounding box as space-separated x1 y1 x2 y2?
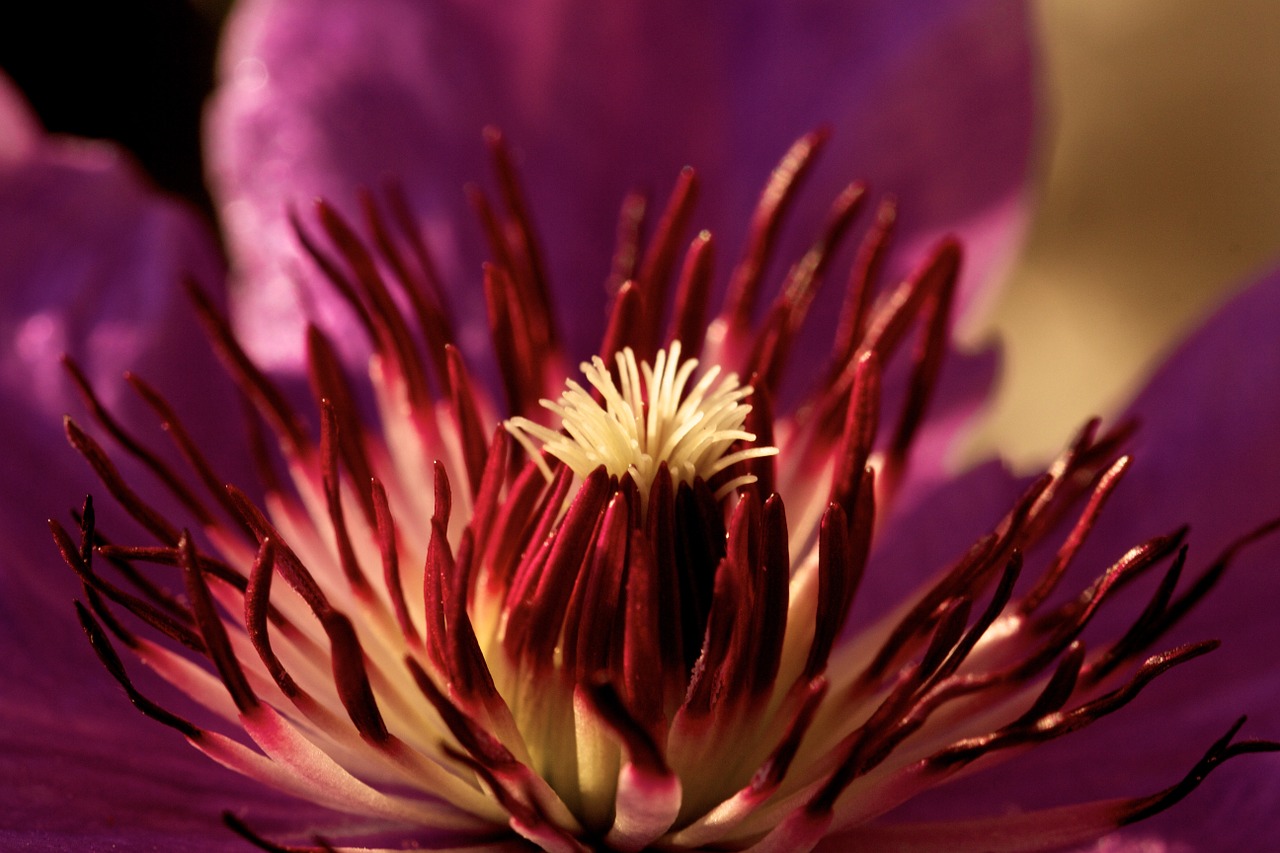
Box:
504 342 778 504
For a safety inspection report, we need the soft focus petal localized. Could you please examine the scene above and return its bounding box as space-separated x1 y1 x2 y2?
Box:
0 71 40 164
1072 263 1280 850
0 74 235 565
0 80 320 850
880 266 1280 850
0 100 225 426
715 0 1033 321
207 0 1032 369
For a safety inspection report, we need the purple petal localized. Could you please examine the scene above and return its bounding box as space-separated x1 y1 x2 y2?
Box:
207 0 1033 369
884 267 1280 849
0 72 40 164
0 86 308 848
0 137 225 427
1069 263 1280 849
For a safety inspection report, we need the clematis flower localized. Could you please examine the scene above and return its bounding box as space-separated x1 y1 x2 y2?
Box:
3 2 1280 851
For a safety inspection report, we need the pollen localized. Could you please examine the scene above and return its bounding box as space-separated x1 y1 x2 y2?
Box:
505 342 778 502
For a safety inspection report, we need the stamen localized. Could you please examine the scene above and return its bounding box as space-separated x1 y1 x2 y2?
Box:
505 342 778 504
55 128 1278 851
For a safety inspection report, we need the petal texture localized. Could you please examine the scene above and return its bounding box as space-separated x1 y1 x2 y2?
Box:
207 0 1033 369
879 266 1280 851
0 86 308 850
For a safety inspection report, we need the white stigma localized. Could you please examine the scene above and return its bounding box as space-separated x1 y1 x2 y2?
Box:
505 342 778 502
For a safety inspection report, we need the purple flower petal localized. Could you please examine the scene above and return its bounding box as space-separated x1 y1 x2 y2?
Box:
0 71 40 164
207 0 1032 369
0 118 225 427
878 266 1280 850
0 82 310 849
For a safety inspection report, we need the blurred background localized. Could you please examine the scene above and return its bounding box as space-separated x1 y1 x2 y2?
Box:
3 0 1280 468
971 0 1280 465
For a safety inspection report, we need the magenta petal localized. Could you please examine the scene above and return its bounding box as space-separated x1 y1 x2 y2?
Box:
0 87 232 625
0 101 308 848
0 142 225 427
208 0 1033 368
206 0 731 368
1069 264 1280 850
0 72 40 164
0 697 347 852
883 267 1280 850
714 0 1034 319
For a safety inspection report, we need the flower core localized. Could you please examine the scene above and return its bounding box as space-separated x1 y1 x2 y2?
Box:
505 342 778 504
54 130 1278 852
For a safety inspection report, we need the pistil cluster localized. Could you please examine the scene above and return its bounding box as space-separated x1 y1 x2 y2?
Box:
54 129 1276 852
505 342 777 505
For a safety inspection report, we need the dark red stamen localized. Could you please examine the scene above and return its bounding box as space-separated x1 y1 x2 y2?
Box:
64 417 181 545
179 531 259 714
884 239 959 482
1007 641 1086 727
290 205 379 342
927 552 1023 687
930 641 1221 770
745 181 866 394
124 371 259 544
1120 717 1280 826
829 351 880 519
748 495 790 698
829 197 897 375
318 401 372 593
468 428 511 553
187 281 310 457
724 128 830 330
225 485 330 613
371 476 416 643
599 280 645 366
307 327 377 521
563 492 628 682
423 510 454 674
244 537 307 703
63 357 216 527
52 518 205 653
643 467 686 679
665 230 715 359
444 530 501 704
684 492 760 716
1020 455 1131 614
620 525 668 729
483 262 541 417
608 189 649 294
74 600 201 738
96 542 256 608
446 344 492 497
382 175 452 323
314 199 434 406
636 166 699 361
322 608 388 743
583 678 670 777
673 479 725 670
358 186 454 389
859 239 959 365
483 127 557 351
750 677 828 798
505 467 611 666
76 501 190 622
486 456 567 588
